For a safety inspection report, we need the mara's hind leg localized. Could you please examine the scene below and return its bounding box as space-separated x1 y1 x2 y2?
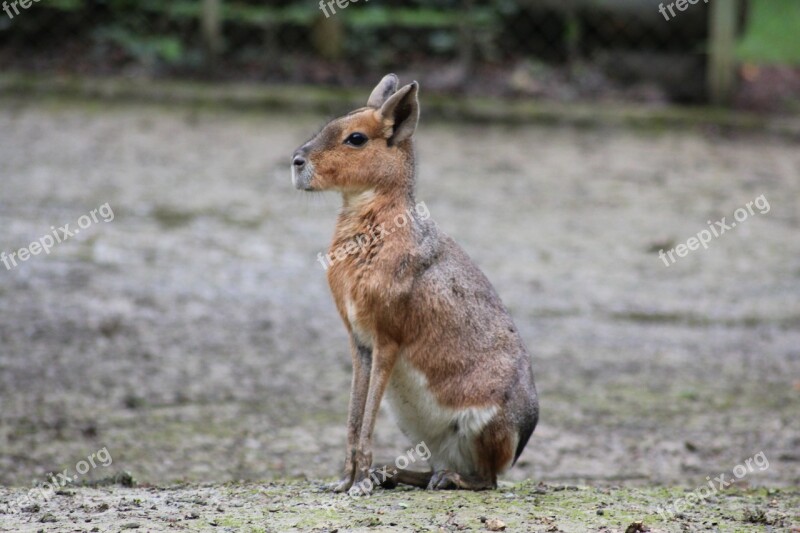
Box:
367 465 433 489
428 416 515 491
428 470 495 490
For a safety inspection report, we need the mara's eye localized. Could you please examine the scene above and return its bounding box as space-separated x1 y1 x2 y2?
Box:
344 132 368 147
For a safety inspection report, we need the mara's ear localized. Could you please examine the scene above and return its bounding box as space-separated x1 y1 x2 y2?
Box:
378 81 419 146
367 73 399 108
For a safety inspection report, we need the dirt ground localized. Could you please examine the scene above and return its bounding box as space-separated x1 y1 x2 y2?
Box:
1 481 798 532
0 96 798 531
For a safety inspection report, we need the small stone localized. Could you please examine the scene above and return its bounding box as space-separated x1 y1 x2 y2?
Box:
486 518 506 531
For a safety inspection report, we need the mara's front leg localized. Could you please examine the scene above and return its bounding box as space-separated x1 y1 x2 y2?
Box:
332 338 371 493
348 339 399 496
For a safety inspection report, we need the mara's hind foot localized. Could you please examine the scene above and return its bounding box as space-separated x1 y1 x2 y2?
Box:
363 465 433 490
384 466 433 489
427 470 496 491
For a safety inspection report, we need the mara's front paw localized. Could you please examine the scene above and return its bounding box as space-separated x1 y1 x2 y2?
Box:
347 472 375 497
331 468 355 493
331 476 353 493
347 454 375 496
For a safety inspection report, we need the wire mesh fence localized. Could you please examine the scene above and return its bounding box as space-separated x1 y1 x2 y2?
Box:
0 0 785 107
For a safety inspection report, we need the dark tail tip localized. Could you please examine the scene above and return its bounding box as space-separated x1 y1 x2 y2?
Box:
512 407 539 465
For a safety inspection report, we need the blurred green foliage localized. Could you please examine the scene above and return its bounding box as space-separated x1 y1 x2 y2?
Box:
7 0 481 63
737 0 800 65
2 0 798 72
92 27 185 65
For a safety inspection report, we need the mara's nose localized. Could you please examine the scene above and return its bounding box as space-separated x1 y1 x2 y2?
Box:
292 154 306 168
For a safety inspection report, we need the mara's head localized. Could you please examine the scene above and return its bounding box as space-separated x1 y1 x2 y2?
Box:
291 74 419 194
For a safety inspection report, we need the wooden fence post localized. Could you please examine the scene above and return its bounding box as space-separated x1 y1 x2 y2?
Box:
708 0 738 105
202 0 223 64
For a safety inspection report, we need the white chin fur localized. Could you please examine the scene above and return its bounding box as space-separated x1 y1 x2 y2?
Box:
291 162 315 190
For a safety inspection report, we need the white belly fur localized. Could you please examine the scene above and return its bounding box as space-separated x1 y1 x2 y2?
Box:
385 357 499 474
